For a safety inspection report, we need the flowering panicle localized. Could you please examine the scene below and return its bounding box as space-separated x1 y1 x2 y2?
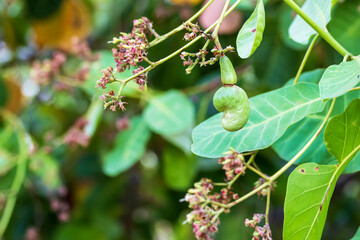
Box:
245 214 272 240
180 45 235 74
219 149 246 181
96 66 115 89
253 178 276 197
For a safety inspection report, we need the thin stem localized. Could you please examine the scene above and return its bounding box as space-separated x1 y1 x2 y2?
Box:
149 0 215 48
283 0 350 57
228 151 258 188
265 188 271 225
269 98 336 182
349 86 360 92
244 162 269 181
293 34 319 85
227 182 270 208
212 0 231 49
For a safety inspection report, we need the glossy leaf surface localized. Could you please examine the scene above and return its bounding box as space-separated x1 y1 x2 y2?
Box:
319 58 360 99
144 90 195 136
289 0 331 44
192 83 326 158
236 0 265 59
273 70 360 173
283 163 338 240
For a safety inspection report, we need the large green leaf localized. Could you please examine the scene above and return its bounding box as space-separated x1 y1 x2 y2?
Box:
324 99 360 164
162 145 196 191
143 90 195 136
236 0 265 59
329 0 360 55
351 227 360 240
289 0 331 45
283 99 360 240
102 116 151 176
191 83 326 158
273 70 360 173
319 58 360 99
283 163 338 240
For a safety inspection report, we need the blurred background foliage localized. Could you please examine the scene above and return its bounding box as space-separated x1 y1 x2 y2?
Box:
0 0 359 239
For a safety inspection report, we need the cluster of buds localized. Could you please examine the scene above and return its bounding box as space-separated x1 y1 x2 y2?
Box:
253 178 276 197
98 17 157 111
101 91 127 111
63 117 90 147
219 149 246 181
180 45 235 74
245 214 272 240
49 186 70 222
183 22 211 41
184 178 240 240
30 52 66 85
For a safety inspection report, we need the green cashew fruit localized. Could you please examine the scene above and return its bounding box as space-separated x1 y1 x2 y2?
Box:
220 56 237 85
213 86 250 132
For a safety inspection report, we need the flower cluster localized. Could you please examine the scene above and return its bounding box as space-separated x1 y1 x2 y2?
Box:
63 117 90 147
245 214 272 240
180 45 235 74
97 17 157 111
184 178 240 240
30 52 66 85
219 149 246 181
253 178 276 197
183 22 211 41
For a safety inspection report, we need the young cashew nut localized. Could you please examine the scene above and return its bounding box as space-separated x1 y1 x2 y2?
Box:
213 56 250 131
213 86 250 131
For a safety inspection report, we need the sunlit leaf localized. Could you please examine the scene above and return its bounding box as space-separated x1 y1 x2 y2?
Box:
191 83 326 158
319 58 360 99
144 90 195 136
273 70 360 173
289 0 331 45
103 116 151 176
324 99 360 164
283 163 338 240
236 0 265 58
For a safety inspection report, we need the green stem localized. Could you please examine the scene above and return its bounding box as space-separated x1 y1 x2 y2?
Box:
228 151 258 188
269 98 336 182
349 86 360 92
121 0 244 86
149 0 215 48
0 112 28 236
283 0 350 57
265 187 271 225
293 34 319 85
212 0 231 49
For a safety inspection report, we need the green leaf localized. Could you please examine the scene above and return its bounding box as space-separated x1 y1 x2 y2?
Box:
162 145 197 191
144 90 195 136
83 98 104 138
351 227 360 240
284 100 360 240
283 163 338 240
163 128 192 155
191 83 326 158
329 0 360 55
324 99 360 164
288 0 331 45
273 70 360 173
319 58 360 99
102 116 151 176
236 0 265 59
